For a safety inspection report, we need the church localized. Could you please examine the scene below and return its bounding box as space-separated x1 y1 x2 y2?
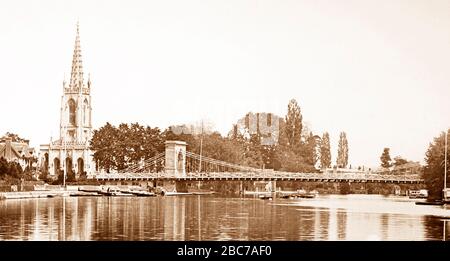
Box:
39 23 94 180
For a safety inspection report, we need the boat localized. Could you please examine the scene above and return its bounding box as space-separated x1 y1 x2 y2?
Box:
300 194 316 199
295 189 318 199
128 190 156 197
78 186 103 193
416 201 444 206
102 186 134 197
259 194 273 200
70 191 102 197
409 189 428 199
279 194 292 199
164 191 193 196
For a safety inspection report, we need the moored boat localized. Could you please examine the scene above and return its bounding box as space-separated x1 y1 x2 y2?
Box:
259 194 273 200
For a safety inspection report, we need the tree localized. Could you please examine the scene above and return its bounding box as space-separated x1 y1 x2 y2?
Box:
274 145 315 173
304 132 319 167
7 161 22 179
423 130 450 200
284 99 302 147
336 132 349 168
90 122 164 172
0 157 23 179
2 132 28 143
380 148 392 168
0 157 8 177
320 132 331 169
90 122 119 172
393 156 408 167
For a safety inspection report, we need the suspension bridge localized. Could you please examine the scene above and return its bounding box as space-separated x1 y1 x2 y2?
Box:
94 141 423 184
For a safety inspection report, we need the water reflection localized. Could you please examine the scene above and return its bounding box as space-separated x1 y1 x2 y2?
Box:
0 195 448 241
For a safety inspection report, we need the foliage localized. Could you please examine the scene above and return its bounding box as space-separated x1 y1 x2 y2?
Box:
380 148 392 168
336 132 349 168
393 156 408 167
90 122 164 172
0 157 23 179
1 132 29 143
320 132 331 169
339 182 352 194
90 99 324 174
284 99 302 147
423 130 450 200
303 132 319 167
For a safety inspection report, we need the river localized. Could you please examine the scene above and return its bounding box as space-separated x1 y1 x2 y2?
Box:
0 195 448 241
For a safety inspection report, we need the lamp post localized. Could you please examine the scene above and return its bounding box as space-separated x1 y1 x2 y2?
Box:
444 129 448 192
198 120 203 173
443 129 448 203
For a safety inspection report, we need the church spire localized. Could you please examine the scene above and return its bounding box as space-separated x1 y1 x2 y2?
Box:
69 21 84 89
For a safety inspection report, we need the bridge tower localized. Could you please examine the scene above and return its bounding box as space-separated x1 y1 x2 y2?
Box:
165 141 187 178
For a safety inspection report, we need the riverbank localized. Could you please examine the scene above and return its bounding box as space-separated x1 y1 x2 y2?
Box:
170 180 425 196
0 179 426 200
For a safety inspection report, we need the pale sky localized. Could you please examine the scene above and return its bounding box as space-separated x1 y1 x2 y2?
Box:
1 0 449 168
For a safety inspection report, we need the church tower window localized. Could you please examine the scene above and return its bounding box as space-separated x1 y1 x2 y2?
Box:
68 99 76 126
83 99 89 126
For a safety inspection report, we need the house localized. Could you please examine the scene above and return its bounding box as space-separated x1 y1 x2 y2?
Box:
0 137 35 171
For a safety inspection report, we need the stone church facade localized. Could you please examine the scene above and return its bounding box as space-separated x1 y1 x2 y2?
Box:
39 23 94 180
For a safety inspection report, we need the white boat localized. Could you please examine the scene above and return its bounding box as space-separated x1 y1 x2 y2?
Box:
409 189 428 199
101 186 134 197
164 191 193 196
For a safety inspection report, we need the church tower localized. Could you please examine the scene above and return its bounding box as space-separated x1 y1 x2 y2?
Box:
60 22 92 144
39 22 94 180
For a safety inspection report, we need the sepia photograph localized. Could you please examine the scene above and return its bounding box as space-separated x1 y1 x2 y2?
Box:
0 0 449 253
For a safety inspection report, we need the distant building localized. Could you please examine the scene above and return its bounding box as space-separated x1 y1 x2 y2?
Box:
0 137 35 170
232 112 282 146
39 23 94 179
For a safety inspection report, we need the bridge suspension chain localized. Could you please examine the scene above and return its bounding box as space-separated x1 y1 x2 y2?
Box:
118 152 165 173
185 151 261 173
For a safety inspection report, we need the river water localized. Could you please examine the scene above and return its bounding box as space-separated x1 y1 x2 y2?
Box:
0 195 448 241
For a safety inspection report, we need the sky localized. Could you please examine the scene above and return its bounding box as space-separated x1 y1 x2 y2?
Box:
0 0 449 168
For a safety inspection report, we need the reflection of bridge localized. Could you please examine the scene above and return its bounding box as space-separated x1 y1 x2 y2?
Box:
94 141 423 184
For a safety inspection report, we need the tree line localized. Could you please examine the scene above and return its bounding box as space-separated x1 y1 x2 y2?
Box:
422 130 449 200
90 99 350 173
0 158 23 180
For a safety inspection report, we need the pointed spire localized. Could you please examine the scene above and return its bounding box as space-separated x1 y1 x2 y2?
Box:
69 21 84 89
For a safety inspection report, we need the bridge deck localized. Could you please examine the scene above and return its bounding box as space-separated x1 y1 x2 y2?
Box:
94 172 423 184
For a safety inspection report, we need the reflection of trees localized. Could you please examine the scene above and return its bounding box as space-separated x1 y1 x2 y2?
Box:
423 216 446 241
2 197 447 241
381 213 389 241
337 210 347 240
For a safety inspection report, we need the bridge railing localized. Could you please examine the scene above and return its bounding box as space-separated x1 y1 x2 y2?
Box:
94 171 423 182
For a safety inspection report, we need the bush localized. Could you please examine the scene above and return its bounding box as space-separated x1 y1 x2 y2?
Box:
339 182 352 194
